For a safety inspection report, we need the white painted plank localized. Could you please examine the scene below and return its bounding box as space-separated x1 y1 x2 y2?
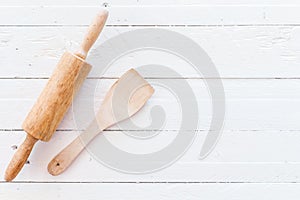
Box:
1 26 300 78
1 130 300 182
2 0 300 6
1 183 300 200
1 6 300 25
0 79 299 131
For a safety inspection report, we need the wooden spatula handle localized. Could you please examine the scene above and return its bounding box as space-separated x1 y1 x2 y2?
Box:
48 136 86 176
76 9 108 59
5 134 38 181
48 119 104 176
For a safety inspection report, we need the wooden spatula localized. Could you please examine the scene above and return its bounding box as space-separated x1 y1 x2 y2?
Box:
48 69 154 176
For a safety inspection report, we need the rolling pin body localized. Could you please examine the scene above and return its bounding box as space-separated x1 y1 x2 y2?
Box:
23 52 88 141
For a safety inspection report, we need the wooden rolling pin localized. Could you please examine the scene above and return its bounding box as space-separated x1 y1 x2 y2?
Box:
4 9 109 181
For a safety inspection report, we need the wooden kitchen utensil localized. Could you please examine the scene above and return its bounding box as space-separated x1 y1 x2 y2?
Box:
4 9 109 181
47 69 154 176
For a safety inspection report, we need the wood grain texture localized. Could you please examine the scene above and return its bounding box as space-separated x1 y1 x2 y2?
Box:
22 52 87 141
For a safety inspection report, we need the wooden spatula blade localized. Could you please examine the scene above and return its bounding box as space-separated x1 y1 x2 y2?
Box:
98 69 154 127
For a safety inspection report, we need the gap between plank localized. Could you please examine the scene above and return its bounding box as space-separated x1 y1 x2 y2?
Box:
2 77 300 80
2 24 300 27
1 181 300 184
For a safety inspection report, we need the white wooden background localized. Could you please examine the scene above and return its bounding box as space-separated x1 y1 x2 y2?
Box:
1 0 300 199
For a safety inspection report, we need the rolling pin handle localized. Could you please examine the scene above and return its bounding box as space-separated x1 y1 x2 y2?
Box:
76 9 108 59
4 134 38 182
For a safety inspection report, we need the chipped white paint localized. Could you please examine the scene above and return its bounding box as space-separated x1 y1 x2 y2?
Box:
1 27 300 78
0 1 299 199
